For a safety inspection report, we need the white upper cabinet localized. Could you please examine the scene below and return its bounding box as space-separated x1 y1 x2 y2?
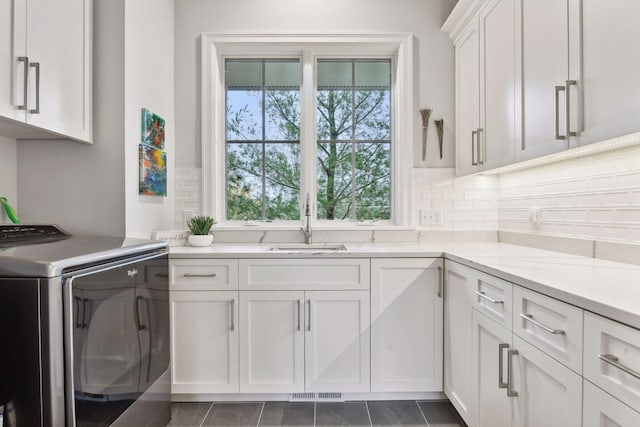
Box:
516 0 572 160
575 0 640 147
445 0 640 172
455 22 481 176
449 0 517 176
478 0 517 170
0 0 92 142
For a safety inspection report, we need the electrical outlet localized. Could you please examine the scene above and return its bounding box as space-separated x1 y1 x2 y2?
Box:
420 208 443 226
152 230 190 246
528 207 541 230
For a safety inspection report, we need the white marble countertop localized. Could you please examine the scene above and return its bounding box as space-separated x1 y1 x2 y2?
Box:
170 242 640 330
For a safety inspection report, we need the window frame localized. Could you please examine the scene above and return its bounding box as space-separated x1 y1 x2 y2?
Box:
201 34 415 229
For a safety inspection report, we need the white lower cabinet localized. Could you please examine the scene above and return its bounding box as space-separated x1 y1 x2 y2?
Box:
473 309 512 427
472 309 582 427
583 380 640 427
305 290 370 392
170 290 239 393
511 335 582 427
239 289 370 394
371 258 443 392
443 261 474 424
239 291 305 393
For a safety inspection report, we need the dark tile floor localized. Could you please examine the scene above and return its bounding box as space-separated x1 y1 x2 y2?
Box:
168 400 467 427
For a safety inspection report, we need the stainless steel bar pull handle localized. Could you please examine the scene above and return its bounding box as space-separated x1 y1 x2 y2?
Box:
477 128 484 165
297 299 301 331
307 300 311 331
598 354 640 380
29 62 40 114
184 273 217 278
471 130 478 166
498 343 509 388
565 80 577 137
475 290 504 304
555 85 566 140
17 57 29 110
519 313 565 335
507 349 518 397
437 266 443 298
230 299 235 332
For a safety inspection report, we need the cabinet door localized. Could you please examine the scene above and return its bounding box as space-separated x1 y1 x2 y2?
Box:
371 258 443 392
455 21 481 176
517 0 571 160
305 290 370 392
574 0 640 147
583 380 640 427
25 0 92 141
473 310 512 427
511 335 582 427
170 290 238 393
443 261 475 425
0 0 27 121
479 0 517 170
239 291 305 393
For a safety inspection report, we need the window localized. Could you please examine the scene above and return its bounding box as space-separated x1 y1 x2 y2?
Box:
203 35 414 227
225 59 301 221
316 60 391 220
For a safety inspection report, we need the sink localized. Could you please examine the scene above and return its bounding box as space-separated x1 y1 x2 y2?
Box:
268 243 347 252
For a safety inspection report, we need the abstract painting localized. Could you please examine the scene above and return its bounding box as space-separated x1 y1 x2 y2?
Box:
141 108 165 149
139 144 167 196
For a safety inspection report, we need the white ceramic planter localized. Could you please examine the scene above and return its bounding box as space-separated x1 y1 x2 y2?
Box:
188 234 213 247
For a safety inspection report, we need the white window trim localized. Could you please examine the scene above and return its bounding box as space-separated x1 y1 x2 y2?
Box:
201 33 416 229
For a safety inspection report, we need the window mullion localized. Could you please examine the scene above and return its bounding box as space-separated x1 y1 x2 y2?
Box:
350 60 357 221
261 61 267 221
300 50 317 221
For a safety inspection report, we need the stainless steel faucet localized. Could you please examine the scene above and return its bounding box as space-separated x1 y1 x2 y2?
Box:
301 192 312 244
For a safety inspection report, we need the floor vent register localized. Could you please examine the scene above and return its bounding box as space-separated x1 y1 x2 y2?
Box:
288 392 345 402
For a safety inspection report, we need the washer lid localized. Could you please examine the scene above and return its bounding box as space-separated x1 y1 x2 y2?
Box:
0 225 167 278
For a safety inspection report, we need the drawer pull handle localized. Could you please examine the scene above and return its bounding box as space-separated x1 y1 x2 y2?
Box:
297 299 301 332
498 343 509 389
475 290 504 304
230 299 235 332
507 349 518 397
598 354 640 380
519 313 565 335
183 273 217 278
17 57 29 110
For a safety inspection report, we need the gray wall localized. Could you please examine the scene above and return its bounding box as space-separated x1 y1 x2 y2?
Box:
0 136 17 224
174 0 458 169
17 0 175 238
17 0 127 236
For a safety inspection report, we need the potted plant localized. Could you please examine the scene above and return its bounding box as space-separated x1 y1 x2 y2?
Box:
186 215 216 246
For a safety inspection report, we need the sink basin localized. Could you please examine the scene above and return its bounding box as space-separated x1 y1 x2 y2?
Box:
268 243 347 252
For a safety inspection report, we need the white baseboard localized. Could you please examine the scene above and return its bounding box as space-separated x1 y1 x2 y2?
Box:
172 391 445 402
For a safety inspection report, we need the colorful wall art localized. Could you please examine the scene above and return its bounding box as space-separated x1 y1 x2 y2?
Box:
139 108 167 196
141 107 166 149
139 143 167 196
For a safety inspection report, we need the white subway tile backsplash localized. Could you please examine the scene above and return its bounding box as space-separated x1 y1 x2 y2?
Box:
498 143 640 243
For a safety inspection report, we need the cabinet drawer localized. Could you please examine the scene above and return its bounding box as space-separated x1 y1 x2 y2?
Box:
513 287 583 373
239 258 370 290
583 380 640 427
584 312 640 412
471 270 513 330
170 259 238 290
